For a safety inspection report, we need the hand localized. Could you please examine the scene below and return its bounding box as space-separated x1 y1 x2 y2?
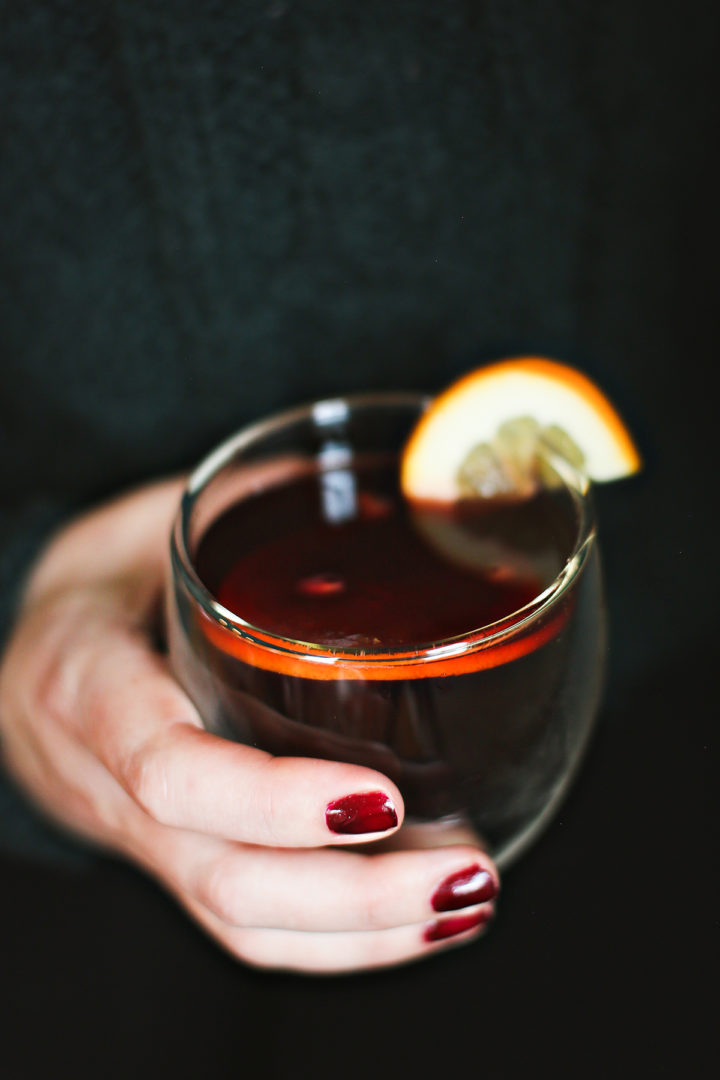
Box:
0 479 498 973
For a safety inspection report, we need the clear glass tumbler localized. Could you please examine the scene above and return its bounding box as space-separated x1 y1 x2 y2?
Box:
168 394 605 868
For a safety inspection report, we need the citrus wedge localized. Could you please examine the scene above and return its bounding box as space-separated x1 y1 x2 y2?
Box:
401 356 641 502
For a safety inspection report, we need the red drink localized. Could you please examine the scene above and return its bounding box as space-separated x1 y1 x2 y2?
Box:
171 420 604 865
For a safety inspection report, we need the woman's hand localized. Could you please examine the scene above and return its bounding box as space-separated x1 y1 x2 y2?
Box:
0 479 498 973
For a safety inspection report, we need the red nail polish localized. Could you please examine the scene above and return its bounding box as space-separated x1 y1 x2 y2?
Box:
326 791 398 835
423 908 493 943
431 864 498 912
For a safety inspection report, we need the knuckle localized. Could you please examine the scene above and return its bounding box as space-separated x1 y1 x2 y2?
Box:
123 742 174 824
251 760 283 843
32 642 78 729
355 865 395 930
197 859 244 926
259 786 279 843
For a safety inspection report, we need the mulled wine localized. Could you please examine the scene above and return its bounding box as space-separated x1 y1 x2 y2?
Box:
169 396 605 865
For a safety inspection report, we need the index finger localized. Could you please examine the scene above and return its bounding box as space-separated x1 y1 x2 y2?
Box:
74 623 404 847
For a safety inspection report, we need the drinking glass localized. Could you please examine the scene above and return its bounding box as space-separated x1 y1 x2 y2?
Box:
167 394 605 868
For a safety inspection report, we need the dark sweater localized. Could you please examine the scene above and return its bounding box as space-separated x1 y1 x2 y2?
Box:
0 0 716 858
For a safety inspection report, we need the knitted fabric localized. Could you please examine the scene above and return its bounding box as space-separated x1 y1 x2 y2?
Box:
0 0 715 857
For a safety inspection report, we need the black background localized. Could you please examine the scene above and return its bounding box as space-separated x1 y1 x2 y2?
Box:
0 2 717 1077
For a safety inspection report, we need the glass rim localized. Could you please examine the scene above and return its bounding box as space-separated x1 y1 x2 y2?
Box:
171 391 596 668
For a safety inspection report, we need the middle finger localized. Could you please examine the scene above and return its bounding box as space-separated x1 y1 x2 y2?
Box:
137 825 498 933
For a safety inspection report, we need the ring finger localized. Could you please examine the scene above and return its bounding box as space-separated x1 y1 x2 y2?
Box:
181 892 494 974
131 824 497 934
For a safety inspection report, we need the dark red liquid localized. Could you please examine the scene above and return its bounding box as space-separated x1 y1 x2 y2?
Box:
177 458 604 860
200 464 568 651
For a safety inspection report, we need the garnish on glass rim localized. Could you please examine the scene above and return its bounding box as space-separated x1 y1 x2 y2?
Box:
401 356 642 504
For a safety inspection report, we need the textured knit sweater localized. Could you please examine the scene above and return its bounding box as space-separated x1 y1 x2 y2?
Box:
0 0 716 858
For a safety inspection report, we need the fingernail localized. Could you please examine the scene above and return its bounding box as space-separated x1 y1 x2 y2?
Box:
424 908 493 944
431 864 498 912
326 791 398 835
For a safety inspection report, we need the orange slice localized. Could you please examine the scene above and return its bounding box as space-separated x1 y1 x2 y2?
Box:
401 356 641 502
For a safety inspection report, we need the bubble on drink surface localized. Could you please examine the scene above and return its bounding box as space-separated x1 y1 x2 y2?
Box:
296 572 346 597
357 491 393 520
326 631 383 652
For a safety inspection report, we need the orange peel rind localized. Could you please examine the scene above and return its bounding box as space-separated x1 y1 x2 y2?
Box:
401 356 642 503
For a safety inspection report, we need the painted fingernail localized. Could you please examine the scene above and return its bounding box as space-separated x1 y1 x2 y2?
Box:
424 908 493 944
431 864 498 912
326 791 398 835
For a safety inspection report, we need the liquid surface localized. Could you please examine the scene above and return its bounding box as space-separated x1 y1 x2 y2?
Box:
195 459 575 651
